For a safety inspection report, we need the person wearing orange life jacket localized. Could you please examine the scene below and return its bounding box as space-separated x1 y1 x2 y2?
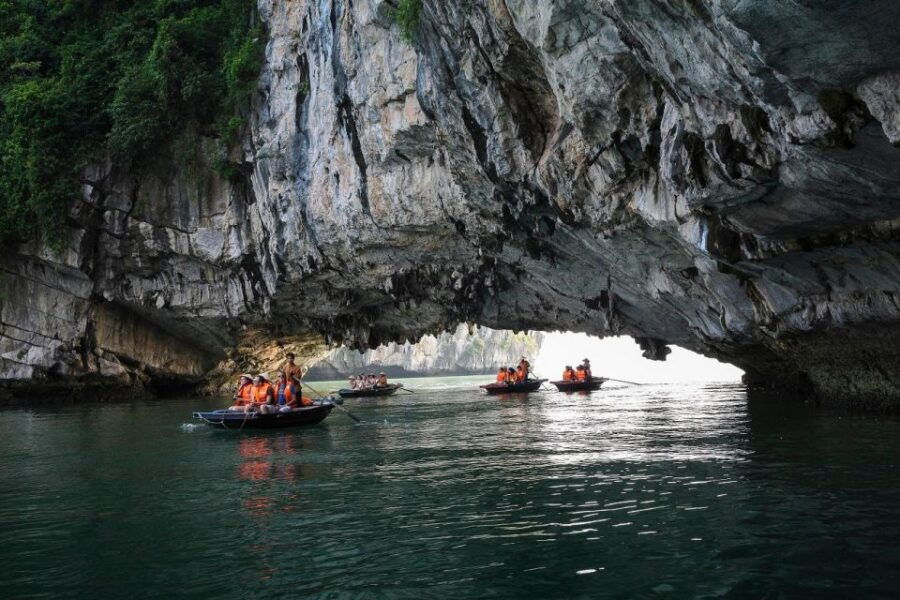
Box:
562 366 576 381
517 357 531 381
228 374 255 411
575 365 587 381
496 367 509 384
507 367 517 383
515 365 527 382
251 374 277 414
274 373 299 412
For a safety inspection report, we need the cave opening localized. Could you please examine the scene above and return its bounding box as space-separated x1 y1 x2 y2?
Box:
304 325 743 383
533 332 744 384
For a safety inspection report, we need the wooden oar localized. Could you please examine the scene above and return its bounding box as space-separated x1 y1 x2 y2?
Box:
300 380 362 423
604 377 649 386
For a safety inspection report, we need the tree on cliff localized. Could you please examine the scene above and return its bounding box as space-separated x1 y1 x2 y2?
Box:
0 0 262 250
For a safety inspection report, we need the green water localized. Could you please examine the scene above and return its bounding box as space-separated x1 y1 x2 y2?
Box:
2 377 900 598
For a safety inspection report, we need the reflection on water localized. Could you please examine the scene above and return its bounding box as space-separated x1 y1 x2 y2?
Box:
2 380 900 597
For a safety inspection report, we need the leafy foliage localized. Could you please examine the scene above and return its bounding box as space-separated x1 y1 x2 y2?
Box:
0 0 263 249
394 0 422 44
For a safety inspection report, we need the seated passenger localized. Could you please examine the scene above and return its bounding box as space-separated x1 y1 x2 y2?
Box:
251 374 277 414
562 366 576 381
367 373 377 388
348 376 358 390
276 373 313 409
376 372 389 388
575 365 587 381
516 365 527 382
228 374 254 411
496 367 508 384
274 373 298 412
507 367 517 383
518 357 531 381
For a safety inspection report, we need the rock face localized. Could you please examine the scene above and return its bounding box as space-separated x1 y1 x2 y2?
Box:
3 0 900 409
305 325 542 379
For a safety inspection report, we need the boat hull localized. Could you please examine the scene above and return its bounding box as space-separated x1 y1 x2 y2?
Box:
337 384 402 399
480 379 547 395
551 377 607 392
193 404 334 430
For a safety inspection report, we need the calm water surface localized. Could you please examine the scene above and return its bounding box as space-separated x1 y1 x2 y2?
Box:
2 377 900 598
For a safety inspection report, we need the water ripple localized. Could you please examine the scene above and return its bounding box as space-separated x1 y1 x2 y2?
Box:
2 383 900 597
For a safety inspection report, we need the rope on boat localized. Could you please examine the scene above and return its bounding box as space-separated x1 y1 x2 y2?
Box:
197 413 219 426
238 408 253 431
196 408 254 430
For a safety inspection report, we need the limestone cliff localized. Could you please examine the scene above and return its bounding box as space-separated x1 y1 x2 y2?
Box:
3 0 900 409
305 325 542 379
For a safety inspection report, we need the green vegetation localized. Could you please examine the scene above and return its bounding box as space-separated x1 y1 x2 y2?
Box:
0 0 263 249
394 0 422 44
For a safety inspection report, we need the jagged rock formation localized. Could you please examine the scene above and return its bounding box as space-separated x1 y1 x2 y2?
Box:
3 0 900 409
305 325 542 379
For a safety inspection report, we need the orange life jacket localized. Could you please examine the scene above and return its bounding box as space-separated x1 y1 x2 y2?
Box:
252 382 274 404
496 371 508 383
274 381 296 407
516 367 526 382
562 369 575 381
300 396 314 407
234 382 254 405
575 369 587 381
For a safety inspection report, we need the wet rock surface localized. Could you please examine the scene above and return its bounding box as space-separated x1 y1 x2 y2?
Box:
2 0 900 408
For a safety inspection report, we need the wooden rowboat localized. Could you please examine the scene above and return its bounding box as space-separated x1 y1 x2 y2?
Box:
551 377 607 392
193 403 334 430
480 379 547 395
337 383 403 399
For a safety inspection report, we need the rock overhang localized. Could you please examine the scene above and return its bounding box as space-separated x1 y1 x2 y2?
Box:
2 0 900 409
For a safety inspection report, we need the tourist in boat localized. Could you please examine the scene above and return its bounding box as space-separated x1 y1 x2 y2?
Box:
274 373 298 411
349 375 358 390
507 367 517 383
518 357 531 379
581 358 592 379
562 366 576 381
228 374 255 411
375 372 389 388
251 374 277 414
275 372 313 410
575 365 587 381
496 367 509 384
366 373 377 388
357 373 366 388
515 364 527 382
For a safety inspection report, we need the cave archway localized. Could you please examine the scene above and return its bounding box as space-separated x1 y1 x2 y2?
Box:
304 325 743 384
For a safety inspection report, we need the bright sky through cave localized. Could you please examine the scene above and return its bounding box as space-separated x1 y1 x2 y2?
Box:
534 332 744 383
